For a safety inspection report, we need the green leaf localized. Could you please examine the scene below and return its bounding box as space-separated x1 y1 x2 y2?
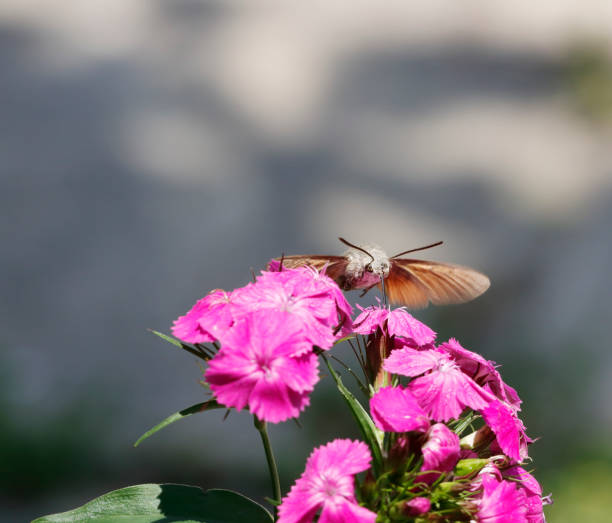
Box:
149 329 191 349
134 400 223 447
333 334 355 346
33 484 274 523
321 355 384 475
149 330 209 360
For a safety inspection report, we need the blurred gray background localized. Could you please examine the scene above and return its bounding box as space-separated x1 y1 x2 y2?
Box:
2 1 612 521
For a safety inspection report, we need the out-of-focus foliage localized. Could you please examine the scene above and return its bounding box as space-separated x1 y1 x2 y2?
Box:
542 458 612 523
565 41 612 122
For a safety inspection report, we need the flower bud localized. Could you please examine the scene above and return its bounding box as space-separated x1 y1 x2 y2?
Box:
454 458 489 477
405 497 431 516
419 423 460 484
460 425 495 455
365 328 392 390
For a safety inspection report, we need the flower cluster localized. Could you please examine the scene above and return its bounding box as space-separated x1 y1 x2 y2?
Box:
172 266 351 423
172 266 549 522
356 305 546 522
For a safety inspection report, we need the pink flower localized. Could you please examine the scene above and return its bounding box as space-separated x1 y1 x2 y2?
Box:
370 386 430 433
384 347 495 421
353 304 436 347
173 267 351 351
405 497 431 516
205 311 318 423
420 423 461 483
440 339 522 410
266 265 353 336
171 289 234 344
278 439 377 523
504 466 545 523
233 267 350 350
475 473 527 522
482 401 530 462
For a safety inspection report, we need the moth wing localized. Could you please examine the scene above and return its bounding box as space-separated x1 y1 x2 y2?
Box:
270 255 348 282
382 262 432 308
386 259 490 308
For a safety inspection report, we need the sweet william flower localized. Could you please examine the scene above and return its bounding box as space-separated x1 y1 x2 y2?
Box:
278 439 376 523
205 310 318 423
173 267 351 351
353 304 436 347
440 338 521 410
233 267 351 350
384 347 495 421
264 264 353 337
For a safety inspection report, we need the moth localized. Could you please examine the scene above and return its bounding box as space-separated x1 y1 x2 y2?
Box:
272 238 490 308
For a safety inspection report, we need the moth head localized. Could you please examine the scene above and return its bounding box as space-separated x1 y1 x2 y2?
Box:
366 259 390 278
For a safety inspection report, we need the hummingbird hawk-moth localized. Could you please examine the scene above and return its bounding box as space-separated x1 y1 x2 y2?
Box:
271 238 490 308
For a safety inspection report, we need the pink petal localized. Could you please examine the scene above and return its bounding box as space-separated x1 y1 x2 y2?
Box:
205 311 320 423
171 293 227 344
383 347 443 377
370 386 430 433
274 352 319 394
386 309 436 346
305 439 372 477
249 378 306 423
233 270 341 350
504 466 545 523
353 306 435 347
222 311 309 358
477 476 528 522
441 338 522 410
319 498 377 523
421 423 461 479
352 306 389 335
407 359 495 422
439 338 488 371
204 347 260 387
277 476 322 523
205 367 258 412
482 401 529 462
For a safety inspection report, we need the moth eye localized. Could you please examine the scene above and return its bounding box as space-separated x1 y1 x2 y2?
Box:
366 264 373 272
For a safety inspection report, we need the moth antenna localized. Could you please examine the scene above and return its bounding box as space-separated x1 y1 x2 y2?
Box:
279 253 285 272
250 268 256 282
391 241 444 259
338 237 374 263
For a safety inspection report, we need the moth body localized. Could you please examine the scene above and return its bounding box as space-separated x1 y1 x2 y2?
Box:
343 244 390 290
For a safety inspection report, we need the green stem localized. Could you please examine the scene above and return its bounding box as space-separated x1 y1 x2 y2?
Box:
254 416 281 510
